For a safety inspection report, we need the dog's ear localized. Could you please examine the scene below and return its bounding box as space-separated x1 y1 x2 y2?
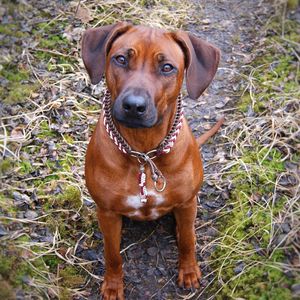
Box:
82 22 132 84
172 31 220 100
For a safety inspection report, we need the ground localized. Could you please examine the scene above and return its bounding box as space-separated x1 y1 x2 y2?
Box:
0 0 299 299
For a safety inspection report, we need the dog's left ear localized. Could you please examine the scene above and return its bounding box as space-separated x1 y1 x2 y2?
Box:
172 31 220 100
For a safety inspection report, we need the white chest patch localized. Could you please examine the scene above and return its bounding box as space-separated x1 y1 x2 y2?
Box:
125 189 165 209
126 194 144 209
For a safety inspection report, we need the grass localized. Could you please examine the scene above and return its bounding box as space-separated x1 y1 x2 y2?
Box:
200 3 300 299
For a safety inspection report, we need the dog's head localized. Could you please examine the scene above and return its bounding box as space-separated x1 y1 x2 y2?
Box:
82 22 220 128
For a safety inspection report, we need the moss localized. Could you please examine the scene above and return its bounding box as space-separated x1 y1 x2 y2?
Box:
0 194 17 216
210 141 295 297
19 160 33 175
0 280 15 300
0 158 14 175
31 20 75 69
36 121 56 138
0 254 14 277
56 185 82 210
43 255 61 271
0 23 29 38
0 64 39 104
59 265 85 288
4 82 39 104
59 287 72 300
287 0 299 10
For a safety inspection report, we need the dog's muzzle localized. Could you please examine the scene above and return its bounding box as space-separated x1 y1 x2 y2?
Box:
112 88 158 128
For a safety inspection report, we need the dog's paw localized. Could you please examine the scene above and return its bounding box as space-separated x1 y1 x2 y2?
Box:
101 277 124 300
178 263 201 289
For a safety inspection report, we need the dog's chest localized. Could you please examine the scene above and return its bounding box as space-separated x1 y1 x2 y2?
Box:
123 189 169 220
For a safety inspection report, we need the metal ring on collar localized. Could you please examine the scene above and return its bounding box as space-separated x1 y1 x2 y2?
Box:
154 174 167 192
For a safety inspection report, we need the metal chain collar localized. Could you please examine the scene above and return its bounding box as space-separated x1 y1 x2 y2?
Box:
102 89 184 202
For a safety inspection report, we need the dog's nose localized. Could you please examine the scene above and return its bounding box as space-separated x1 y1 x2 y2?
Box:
122 95 147 117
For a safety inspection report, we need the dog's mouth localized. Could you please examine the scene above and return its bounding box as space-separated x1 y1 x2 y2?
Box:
113 113 159 129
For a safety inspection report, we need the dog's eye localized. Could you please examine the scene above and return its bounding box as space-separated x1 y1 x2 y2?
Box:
161 64 174 74
114 55 127 66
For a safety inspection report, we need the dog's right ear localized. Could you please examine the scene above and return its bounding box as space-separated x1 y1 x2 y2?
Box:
82 22 132 84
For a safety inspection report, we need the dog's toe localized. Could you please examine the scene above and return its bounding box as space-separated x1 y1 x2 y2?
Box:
178 263 201 289
101 277 124 300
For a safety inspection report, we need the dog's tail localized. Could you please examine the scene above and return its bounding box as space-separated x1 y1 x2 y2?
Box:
197 117 225 146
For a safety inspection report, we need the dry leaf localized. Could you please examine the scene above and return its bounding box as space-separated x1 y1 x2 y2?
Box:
75 6 93 24
11 127 24 139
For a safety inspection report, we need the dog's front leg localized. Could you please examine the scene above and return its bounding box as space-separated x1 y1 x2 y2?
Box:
174 197 201 289
97 208 124 300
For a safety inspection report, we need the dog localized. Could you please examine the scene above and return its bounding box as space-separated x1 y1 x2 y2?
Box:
82 22 223 299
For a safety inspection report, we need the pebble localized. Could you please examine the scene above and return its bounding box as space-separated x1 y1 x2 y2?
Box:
206 227 218 237
127 247 144 259
281 223 291 234
156 267 168 276
221 190 230 200
215 101 226 108
0 226 8 236
203 123 212 130
292 284 300 297
82 249 99 261
147 247 158 257
24 210 38 219
234 261 245 274
202 18 211 25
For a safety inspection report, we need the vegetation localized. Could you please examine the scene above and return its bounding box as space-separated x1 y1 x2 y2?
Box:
205 4 300 299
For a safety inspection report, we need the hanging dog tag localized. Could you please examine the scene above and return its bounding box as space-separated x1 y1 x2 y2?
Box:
138 165 148 203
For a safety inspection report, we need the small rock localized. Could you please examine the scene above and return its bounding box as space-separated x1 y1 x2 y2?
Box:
39 234 54 243
202 19 211 25
157 267 167 276
82 249 99 261
131 275 141 283
205 200 222 209
221 190 230 200
206 227 218 237
93 231 102 239
0 226 8 236
279 174 298 186
13 191 23 202
127 247 144 259
281 223 291 234
276 234 287 246
24 210 38 219
147 268 155 276
234 261 245 274
292 284 300 298
246 209 252 217
215 102 226 108
147 247 158 257
203 123 212 130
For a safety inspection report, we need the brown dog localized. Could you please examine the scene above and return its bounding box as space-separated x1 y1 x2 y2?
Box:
82 22 222 299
